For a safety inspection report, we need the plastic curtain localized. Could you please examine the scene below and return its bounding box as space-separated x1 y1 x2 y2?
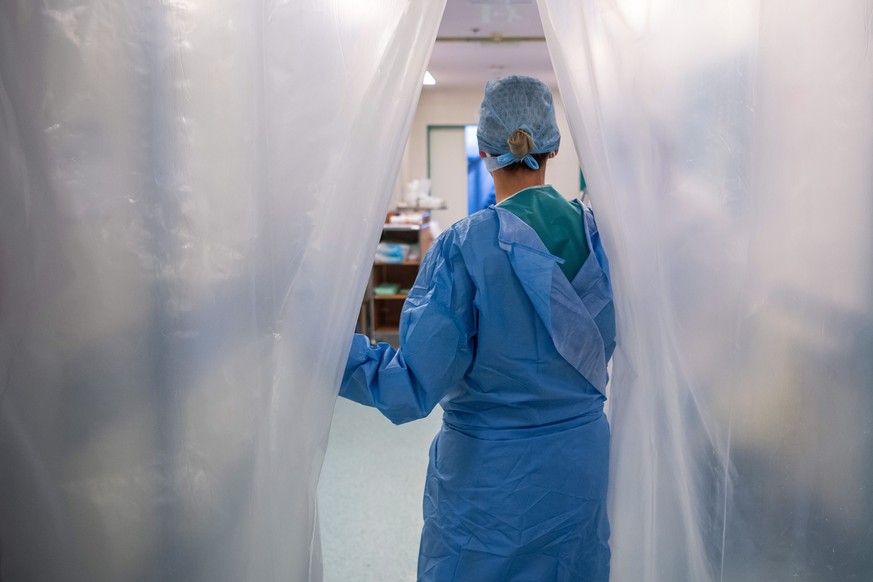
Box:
0 1 444 580
537 1 873 580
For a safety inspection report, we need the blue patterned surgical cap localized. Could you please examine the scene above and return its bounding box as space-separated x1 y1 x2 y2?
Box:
476 75 561 171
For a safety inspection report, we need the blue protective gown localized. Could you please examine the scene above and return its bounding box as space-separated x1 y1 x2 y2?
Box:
341 186 616 581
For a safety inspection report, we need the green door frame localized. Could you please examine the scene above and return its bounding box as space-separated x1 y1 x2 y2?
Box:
426 124 468 179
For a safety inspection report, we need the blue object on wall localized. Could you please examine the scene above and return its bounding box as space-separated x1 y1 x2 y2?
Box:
465 125 495 215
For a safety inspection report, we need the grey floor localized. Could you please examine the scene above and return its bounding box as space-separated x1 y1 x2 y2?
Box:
318 397 442 582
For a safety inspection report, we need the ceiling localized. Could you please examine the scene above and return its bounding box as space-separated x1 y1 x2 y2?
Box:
426 0 556 88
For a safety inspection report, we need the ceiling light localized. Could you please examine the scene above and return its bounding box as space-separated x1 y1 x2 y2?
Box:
423 71 436 86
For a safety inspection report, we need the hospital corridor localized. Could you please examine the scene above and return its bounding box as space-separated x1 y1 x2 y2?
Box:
1 0 872 581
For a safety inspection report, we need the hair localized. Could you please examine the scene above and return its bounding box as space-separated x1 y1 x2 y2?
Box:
508 129 534 158
501 129 549 173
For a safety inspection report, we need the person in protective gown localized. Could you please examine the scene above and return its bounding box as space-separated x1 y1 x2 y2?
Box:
340 75 615 582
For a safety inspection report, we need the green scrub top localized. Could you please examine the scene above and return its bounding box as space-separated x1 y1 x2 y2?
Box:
497 185 590 281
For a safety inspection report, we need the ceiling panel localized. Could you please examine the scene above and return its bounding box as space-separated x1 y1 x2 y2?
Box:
426 0 555 88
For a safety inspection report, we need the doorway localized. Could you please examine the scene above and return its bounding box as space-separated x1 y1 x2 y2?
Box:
465 125 496 214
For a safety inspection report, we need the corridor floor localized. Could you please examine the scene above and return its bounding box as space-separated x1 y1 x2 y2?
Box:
319 397 442 582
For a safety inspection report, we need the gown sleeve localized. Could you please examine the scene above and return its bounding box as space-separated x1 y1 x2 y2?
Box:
585 205 617 363
339 232 477 424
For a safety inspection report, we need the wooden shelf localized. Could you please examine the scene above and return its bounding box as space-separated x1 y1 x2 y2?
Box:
382 223 425 231
360 212 434 347
374 326 400 334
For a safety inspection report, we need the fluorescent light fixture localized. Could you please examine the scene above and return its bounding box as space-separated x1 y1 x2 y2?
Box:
423 70 436 85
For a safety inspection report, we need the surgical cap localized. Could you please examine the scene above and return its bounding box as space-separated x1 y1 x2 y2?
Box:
477 75 561 171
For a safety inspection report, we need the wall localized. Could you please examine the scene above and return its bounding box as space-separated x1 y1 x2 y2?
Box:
398 86 584 230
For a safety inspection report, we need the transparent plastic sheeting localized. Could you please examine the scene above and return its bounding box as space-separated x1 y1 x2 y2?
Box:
0 1 445 580
538 0 873 580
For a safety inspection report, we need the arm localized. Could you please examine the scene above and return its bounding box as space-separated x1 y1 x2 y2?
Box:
340 234 477 424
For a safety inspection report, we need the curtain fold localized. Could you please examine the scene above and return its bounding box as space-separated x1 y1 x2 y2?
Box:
0 1 445 580
537 0 873 580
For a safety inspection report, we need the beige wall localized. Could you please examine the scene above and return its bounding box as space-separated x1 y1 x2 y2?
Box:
396 86 583 229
